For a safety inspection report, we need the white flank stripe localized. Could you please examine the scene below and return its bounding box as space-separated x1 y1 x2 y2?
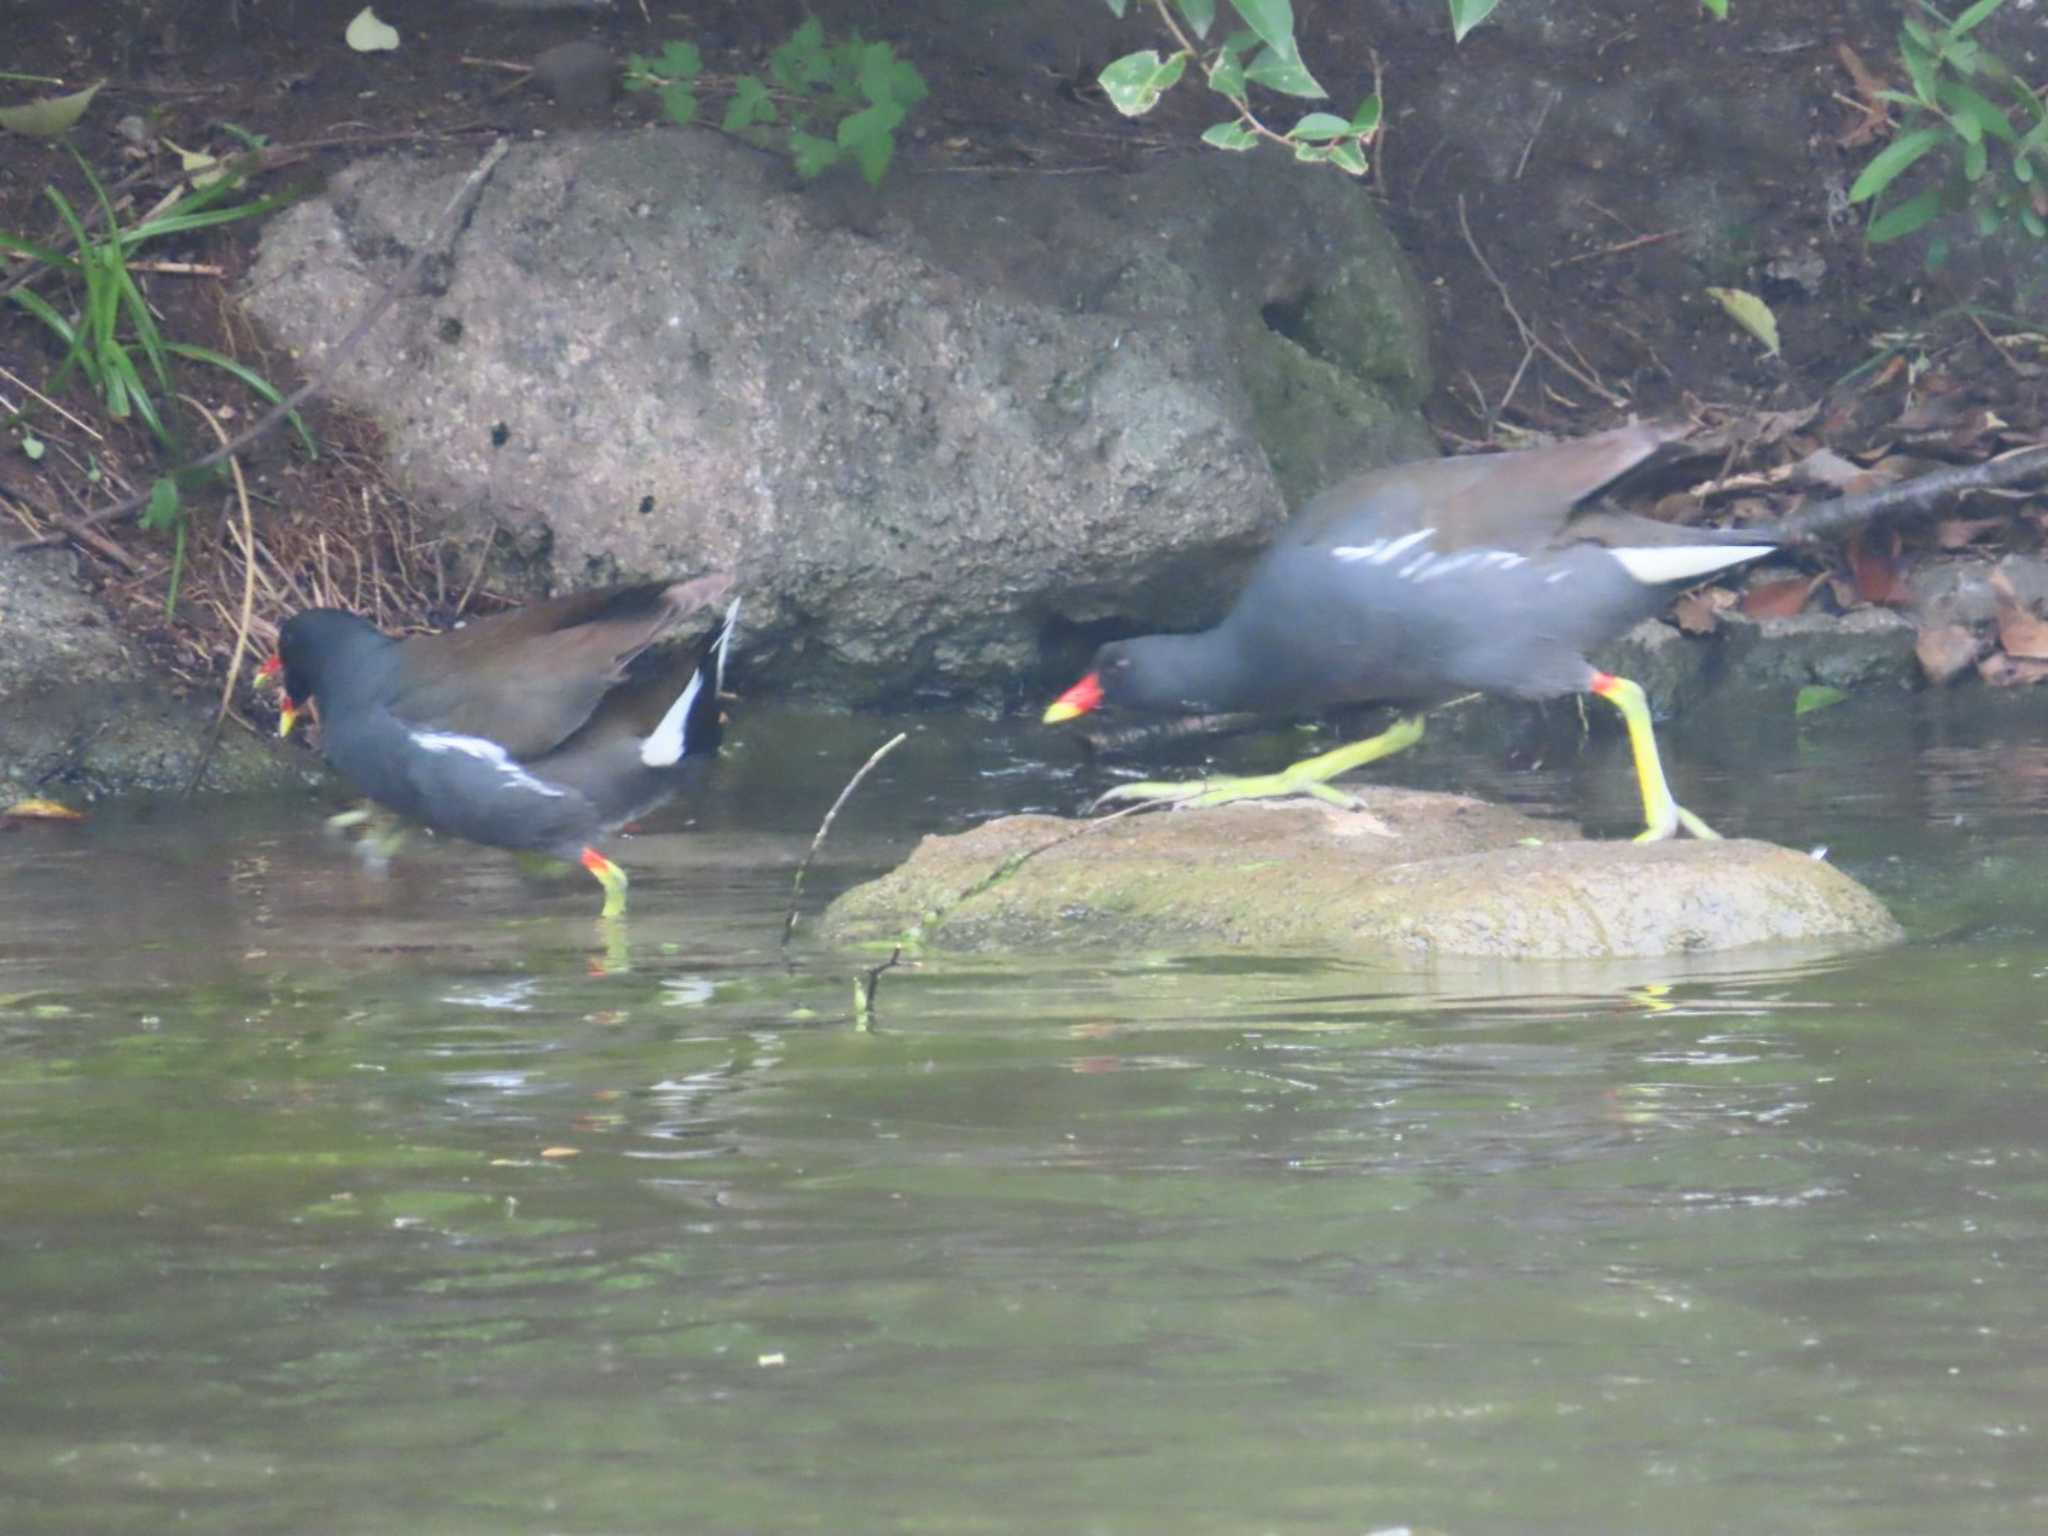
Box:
1608 544 1775 585
411 731 567 797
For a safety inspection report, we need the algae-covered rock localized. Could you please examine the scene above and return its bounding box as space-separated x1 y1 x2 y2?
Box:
819 788 1902 962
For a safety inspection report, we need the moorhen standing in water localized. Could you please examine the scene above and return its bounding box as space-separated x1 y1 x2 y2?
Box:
264 576 739 917
1044 424 1774 840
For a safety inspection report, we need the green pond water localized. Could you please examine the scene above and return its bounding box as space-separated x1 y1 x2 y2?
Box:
3 691 2046 1535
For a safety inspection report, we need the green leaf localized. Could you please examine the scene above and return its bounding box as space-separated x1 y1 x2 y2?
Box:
21 430 45 460
849 125 894 186
0 80 103 138
1288 111 1351 141
1974 202 2004 235
1795 685 1847 717
724 75 775 132
1938 79 2018 143
658 40 702 78
789 129 840 179
1100 50 1170 116
1699 0 1728 16
1849 126 1947 202
2014 148 2035 183
857 42 897 105
1329 139 1370 176
1228 0 1295 55
1448 0 1503 43
1101 0 1127 15
343 7 400 53
1290 141 1331 163
141 475 180 533
771 18 830 92
1200 120 1259 151
1964 135 1989 180
1175 0 1217 37
659 84 698 125
1704 285 1781 356
1244 43 1325 99
1867 185 1944 242
1208 51 1247 100
838 99 904 149
2022 205 2047 237
1900 37 1938 108
1951 0 2007 36
1351 94 1382 132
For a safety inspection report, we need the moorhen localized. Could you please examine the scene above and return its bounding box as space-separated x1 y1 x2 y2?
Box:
1043 425 1774 840
265 576 739 916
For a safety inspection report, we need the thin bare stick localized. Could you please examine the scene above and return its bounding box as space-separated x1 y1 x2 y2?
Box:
5 137 512 559
784 731 909 945
1457 194 1626 408
1514 88 1560 181
180 398 260 796
1765 442 2048 544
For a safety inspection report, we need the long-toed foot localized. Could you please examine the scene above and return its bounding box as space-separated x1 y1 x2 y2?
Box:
1088 714 1427 814
1589 673 1720 842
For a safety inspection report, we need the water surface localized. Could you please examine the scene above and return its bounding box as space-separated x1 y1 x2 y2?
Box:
4 692 2046 1534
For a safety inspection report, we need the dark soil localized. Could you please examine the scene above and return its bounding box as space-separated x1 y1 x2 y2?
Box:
2 0 2045 696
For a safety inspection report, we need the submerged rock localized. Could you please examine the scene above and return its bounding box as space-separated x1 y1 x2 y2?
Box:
820 788 1902 962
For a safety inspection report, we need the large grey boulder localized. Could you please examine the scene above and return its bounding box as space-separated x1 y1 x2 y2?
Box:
819 788 1902 962
0 550 288 802
242 130 1433 703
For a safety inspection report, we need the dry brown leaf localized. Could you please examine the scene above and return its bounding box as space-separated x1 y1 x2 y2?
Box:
1934 514 2006 550
1792 446 1882 493
1977 651 2048 687
1672 587 1734 634
1846 528 1909 606
1915 623 1984 685
2 798 85 821
1742 572 1825 619
1990 567 2048 659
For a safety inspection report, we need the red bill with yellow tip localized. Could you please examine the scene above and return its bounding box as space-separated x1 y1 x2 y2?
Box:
1042 671 1103 724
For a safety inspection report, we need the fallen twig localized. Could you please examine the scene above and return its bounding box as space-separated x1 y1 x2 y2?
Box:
783 730 909 946
1765 443 2048 544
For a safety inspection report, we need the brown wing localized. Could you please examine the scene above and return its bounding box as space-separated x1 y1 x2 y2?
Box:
389 574 733 758
1278 424 1681 555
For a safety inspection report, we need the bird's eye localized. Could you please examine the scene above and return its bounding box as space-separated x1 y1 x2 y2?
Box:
1109 654 1131 672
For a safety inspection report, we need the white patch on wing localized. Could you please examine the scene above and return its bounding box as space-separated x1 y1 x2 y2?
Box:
1608 544 1775 585
410 731 568 797
1332 527 1434 565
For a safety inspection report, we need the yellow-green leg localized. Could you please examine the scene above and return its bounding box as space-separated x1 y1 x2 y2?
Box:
581 846 630 919
326 802 408 865
1089 714 1428 813
1589 674 1719 841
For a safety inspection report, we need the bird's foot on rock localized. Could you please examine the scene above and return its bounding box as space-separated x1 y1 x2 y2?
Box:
1087 715 1426 815
1635 804 1722 842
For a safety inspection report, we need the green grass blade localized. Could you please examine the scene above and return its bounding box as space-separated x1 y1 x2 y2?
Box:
164 341 317 457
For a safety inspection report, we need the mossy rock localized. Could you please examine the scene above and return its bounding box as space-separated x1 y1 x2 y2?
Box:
819 788 1902 963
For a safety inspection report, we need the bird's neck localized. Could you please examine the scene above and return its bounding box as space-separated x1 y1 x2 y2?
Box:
1123 627 1263 714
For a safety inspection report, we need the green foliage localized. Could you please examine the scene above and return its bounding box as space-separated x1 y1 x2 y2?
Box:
625 21 927 188
1848 0 2048 264
0 148 309 607
1096 0 1379 176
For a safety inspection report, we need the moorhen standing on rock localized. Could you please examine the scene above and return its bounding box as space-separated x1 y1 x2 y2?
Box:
265 576 739 917
1044 425 1774 840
